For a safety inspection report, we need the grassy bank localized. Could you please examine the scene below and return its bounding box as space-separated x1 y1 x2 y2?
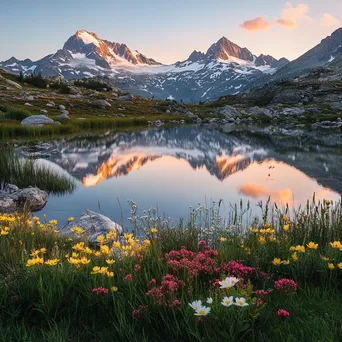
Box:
0 199 341 341
0 148 75 194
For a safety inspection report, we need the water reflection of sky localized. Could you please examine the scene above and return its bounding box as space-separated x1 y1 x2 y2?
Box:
38 152 340 227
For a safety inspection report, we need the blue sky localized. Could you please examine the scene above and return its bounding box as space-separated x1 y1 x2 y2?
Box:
1 0 341 64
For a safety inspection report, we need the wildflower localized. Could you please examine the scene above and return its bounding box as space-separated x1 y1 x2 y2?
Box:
206 297 213 304
0 229 9 236
92 287 108 295
272 258 282 266
151 227 158 233
258 236 266 244
49 220 57 225
221 296 234 307
330 241 342 250
97 235 106 244
257 298 264 307
113 241 121 249
71 226 85 235
306 242 318 250
106 231 117 240
100 245 111 255
234 297 249 307
134 264 141 272
275 278 297 294
189 300 202 310
111 286 118 292
337 263 342 270
124 274 133 282
26 257 44 267
328 263 335 270
290 245 305 253
68 217 75 222
45 259 60 266
277 309 290 318
194 306 211 316
291 252 299 262
220 237 227 242
283 224 290 232
80 257 91 265
106 259 115 265
283 215 290 222
219 276 239 289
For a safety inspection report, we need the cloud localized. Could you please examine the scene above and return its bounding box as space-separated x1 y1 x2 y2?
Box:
276 18 297 28
240 2 312 32
320 13 341 27
240 17 271 31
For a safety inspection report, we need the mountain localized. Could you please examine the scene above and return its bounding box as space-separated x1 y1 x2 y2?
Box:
271 27 342 81
0 30 288 103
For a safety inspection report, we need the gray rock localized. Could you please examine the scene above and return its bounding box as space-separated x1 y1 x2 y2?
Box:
0 185 48 212
56 113 70 120
24 103 33 106
60 110 69 115
247 106 272 117
21 115 57 126
69 86 81 95
185 111 194 117
217 105 240 118
59 105 66 111
59 210 122 243
40 109 48 114
89 100 112 109
281 107 305 116
117 94 133 101
46 101 55 107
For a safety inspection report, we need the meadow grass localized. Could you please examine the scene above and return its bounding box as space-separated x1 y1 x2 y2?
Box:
0 148 75 194
0 199 341 341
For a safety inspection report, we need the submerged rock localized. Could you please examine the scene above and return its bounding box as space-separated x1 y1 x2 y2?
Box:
59 210 122 243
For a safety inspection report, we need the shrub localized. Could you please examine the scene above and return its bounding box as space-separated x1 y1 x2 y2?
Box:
74 79 112 91
5 108 31 121
17 73 48 88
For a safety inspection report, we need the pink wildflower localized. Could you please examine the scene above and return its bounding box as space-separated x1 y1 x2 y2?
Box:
275 278 297 294
124 274 133 282
277 309 290 318
92 287 108 295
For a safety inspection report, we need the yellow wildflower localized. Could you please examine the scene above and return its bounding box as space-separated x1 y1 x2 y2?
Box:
97 235 106 244
26 257 44 267
282 260 290 265
337 263 342 270
272 258 282 266
151 228 158 233
0 229 9 236
45 259 60 266
328 263 335 270
330 241 342 250
292 252 299 262
106 231 117 240
106 259 116 265
72 242 86 252
258 236 266 245
111 286 118 292
68 217 75 222
283 215 290 222
220 237 227 242
100 245 111 255
49 220 57 225
71 226 85 235
283 224 290 232
80 257 91 265
306 242 318 250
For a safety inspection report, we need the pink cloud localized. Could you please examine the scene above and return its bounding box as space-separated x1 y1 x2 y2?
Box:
240 2 312 32
320 13 341 27
240 17 271 31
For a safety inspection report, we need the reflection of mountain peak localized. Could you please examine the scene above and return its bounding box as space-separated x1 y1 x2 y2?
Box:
50 127 267 185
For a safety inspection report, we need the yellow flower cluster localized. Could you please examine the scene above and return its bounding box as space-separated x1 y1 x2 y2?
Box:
91 266 114 277
67 252 91 266
112 233 151 256
26 257 44 267
71 226 85 235
272 258 290 266
330 241 342 251
290 245 305 253
306 242 318 250
45 258 60 266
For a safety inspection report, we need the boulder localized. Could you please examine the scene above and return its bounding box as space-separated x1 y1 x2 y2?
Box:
281 107 305 116
69 86 81 95
89 100 112 109
216 105 240 118
117 94 133 101
0 185 48 212
185 111 194 117
56 113 70 120
46 101 55 107
59 210 122 243
24 103 33 106
40 109 48 114
21 115 59 126
59 105 66 111
247 106 273 117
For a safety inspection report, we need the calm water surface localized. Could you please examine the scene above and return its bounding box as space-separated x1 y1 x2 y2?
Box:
36 126 342 226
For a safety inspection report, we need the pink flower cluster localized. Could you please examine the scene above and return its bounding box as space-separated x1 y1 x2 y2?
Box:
92 287 108 295
165 246 219 277
277 309 290 318
132 305 148 319
221 260 254 278
124 274 133 282
146 274 185 306
255 290 269 296
275 278 297 294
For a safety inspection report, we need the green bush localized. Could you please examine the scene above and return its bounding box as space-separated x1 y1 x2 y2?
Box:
5 108 31 121
17 72 48 88
74 79 112 91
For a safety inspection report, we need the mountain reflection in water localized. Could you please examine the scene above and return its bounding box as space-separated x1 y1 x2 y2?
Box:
38 126 341 224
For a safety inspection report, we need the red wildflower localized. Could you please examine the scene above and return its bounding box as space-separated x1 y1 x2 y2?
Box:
277 309 290 318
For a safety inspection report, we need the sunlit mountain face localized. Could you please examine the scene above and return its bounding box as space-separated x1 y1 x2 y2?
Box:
38 126 341 224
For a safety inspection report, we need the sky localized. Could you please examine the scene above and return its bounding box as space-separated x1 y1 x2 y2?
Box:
1 0 342 64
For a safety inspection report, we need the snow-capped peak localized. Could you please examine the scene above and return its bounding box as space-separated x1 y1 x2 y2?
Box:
76 30 101 47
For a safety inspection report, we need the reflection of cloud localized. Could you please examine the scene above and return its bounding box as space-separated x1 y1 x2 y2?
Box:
239 183 293 204
240 2 311 32
320 13 341 27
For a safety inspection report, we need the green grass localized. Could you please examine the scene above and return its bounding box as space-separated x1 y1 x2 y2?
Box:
0 199 341 341
0 148 75 194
